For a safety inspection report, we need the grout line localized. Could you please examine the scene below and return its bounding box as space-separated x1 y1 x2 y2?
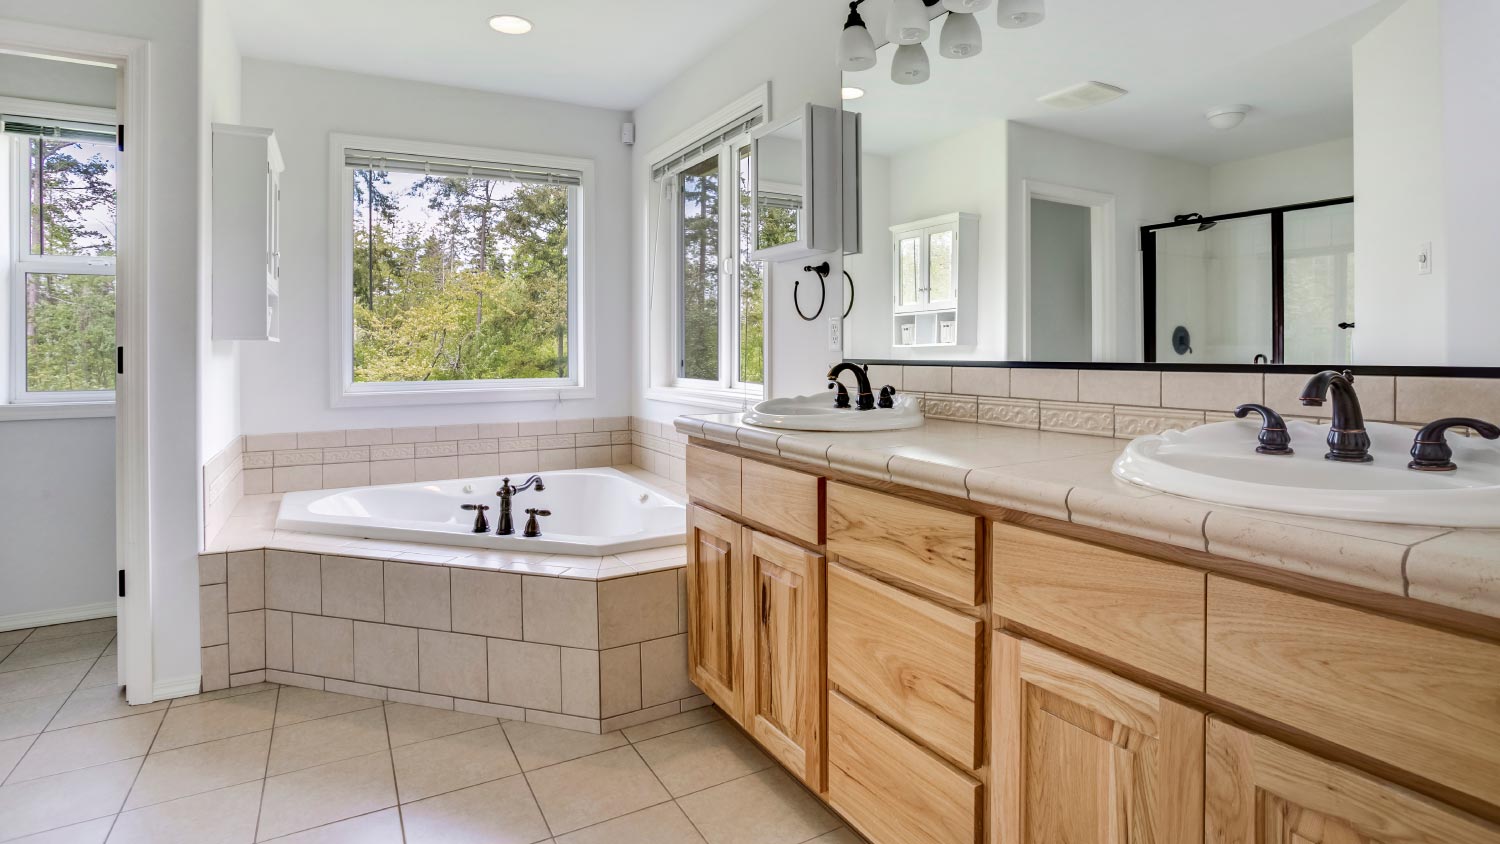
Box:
103 692 171 841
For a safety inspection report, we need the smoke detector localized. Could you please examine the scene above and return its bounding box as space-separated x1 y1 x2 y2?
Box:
1207 105 1251 130
1037 81 1129 111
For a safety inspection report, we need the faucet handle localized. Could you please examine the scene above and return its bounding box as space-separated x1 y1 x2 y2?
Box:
877 385 896 409
1233 404 1293 455
828 380 851 409
460 503 491 534
522 508 551 538
1409 418 1500 472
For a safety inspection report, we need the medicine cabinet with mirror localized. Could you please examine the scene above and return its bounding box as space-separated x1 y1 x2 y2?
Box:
840 0 1499 369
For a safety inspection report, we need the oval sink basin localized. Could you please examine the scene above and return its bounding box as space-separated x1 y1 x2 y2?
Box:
1114 419 1500 527
743 393 924 432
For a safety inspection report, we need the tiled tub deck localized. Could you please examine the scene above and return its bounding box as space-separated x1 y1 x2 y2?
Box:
199 471 702 735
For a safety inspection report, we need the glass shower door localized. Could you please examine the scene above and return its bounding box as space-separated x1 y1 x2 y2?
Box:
1283 203 1355 365
1152 215 1274 364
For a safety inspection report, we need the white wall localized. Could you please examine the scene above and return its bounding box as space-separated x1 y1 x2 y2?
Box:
0 53 117 108
1208 137 1354 215
631 0 846 422
237 59 634 434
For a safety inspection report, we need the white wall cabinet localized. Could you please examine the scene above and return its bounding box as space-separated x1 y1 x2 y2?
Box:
890 212 977 347
212 123 283 341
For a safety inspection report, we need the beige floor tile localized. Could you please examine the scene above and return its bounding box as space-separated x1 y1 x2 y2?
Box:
259 807 404 843
256 750 397 841
75 658 117 691
393 723 518 803
152 688 278 753
48 683 167 731
633 721 771 797
0 633 112 673
676 768 839 844
7 708 163 782
0 646 11 664
383 702 495 748
0 630 32 647
22 619 116 643
401 775 551 844
0 660 93 704
554 801 705 844
108 780 262 844
524 745 669 834
807 829 866 844
0 693 66 742
503 720 627 771
167 681 277 708
3 815 114 843
273 687 380 728
621 706 722 743
267 706 388 776
125 730 271 810
0 735 33 782
0 756 140 840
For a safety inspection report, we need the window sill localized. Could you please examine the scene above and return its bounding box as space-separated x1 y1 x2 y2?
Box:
644 385 763 413
0 402 116 422
333 382 595 408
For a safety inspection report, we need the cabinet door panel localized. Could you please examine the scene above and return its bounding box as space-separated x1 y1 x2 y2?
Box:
685 505 745 722
743 530 825 789
993 633 1204 844
1205 718 1500 844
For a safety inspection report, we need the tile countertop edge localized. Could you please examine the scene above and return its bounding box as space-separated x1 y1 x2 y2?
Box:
674 414 1500 620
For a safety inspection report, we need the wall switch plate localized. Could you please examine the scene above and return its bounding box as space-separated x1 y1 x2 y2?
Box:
1418 241 1433 275
828 314 843 351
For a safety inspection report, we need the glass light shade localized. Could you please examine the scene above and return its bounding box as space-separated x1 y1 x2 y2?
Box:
838 22 877 71
891 43 931 85
887 0 932 45
939 12 983 58
996 0 1045 28
942 0 993 12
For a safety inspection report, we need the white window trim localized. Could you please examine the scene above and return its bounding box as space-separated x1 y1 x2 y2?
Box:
643 84 771 412
1 96 118 417
327 132 596 408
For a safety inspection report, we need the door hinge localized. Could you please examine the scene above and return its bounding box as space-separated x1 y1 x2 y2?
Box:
118 570 126 597
117 124 124 152
117 346 124 375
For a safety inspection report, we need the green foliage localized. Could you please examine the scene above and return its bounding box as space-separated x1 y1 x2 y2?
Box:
679 160 720 381
351 172 570 383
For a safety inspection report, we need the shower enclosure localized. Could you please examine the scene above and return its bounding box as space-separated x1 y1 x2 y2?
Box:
1142 197 1354 365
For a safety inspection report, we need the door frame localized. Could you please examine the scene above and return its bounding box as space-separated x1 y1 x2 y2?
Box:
1019 180 1117 361
0 20 153 703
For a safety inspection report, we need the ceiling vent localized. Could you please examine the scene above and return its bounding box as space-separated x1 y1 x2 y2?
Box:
1037 81 1129 111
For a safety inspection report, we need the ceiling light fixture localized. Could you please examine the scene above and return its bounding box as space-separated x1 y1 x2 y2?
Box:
891 43 931 85
942 0 993 11
995 0 1045 29
487 14 533 35
841 86 866 101
939 12 983 58
887 0 932 45
1207 105 1251 130
837 1 877 71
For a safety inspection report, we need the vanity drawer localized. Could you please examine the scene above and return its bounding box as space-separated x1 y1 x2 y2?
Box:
826 482 982 605
1207 576 1500 808
686 444 741 515
741 459 824 545
827 562 984 769
827 691 982 844
992 523 1206 691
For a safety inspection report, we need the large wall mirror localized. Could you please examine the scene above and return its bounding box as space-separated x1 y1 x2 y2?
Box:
842 0 1498 369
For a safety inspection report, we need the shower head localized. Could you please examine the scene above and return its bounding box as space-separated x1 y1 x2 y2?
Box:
1173 212 1217 232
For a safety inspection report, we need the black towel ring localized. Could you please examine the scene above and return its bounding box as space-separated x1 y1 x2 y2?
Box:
842 271 854 319
795 262 830 321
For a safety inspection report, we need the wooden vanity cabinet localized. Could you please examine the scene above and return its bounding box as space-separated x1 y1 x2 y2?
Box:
992 633 1205 844
685 505 747 722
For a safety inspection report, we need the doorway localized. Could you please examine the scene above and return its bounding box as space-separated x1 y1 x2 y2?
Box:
1020 180 1118 361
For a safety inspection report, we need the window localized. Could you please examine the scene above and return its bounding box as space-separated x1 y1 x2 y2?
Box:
673 137 764 392
4 120 117 406
334 136 590 403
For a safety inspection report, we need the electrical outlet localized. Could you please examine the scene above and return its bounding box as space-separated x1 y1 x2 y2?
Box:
1417 241 1433 276
828 314 843 351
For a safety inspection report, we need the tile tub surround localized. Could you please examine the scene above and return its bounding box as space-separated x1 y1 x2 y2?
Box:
675 414 1500 621
203 436 246 547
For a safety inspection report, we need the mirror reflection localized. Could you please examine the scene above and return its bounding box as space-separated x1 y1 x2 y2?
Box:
754 118 805 251
843 0 1493 367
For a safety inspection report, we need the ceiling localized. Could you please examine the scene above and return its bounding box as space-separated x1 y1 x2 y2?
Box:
227 0 783 111
847 0 1403 165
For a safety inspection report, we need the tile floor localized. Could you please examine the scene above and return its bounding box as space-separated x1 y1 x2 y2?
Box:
1 619 864 844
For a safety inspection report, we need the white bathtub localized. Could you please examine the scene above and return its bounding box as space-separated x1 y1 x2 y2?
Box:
275 468 685 556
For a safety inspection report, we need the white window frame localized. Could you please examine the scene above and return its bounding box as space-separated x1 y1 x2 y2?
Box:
1 96 118 418
644 84 771 411
328 133 595 407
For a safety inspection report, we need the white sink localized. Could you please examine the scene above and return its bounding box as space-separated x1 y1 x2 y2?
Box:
1114 419 1500 527
743 393 924 432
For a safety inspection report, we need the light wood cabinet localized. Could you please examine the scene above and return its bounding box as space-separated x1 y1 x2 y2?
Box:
1205 718 1500 844
741 460 824 546
827 482 982 605
685 505 746 722
992 633 1204 844
742 530 825 790
686 445 742 515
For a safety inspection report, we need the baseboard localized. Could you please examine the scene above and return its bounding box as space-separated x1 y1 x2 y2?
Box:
153 674 202 701
0 601 116 633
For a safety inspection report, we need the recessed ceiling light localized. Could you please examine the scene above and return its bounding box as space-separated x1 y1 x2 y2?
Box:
488 15 533 35
841 86 866 101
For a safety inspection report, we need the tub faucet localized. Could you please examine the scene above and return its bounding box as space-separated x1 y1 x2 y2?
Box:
1299 370 1371 463
827 362 875 411
495 475 545 535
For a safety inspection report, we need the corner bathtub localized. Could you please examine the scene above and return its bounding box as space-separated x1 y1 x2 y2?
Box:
275 468 685 556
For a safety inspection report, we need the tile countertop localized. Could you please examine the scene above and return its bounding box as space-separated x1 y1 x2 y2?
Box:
204 466 688 582
676 414 1500 621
